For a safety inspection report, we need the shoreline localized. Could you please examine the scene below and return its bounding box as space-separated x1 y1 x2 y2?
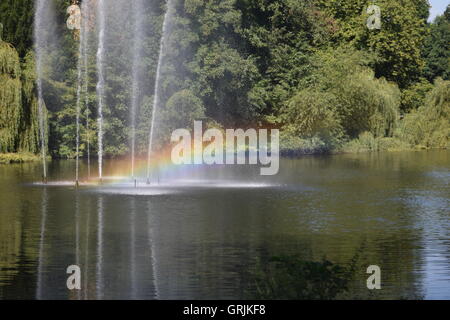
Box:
0 153 43 164
1 147 447 164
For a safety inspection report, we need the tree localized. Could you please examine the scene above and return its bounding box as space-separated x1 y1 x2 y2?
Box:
239 0 336 116
0 34 22 152
19 51 42 153
396 78 449 148
0 31 42 153
317 0 429 88
184 0 260 125
0 0 34 57
280 47 400 144
154 89 205 146
423 5 450 81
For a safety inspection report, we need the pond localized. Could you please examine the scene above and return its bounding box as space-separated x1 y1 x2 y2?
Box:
0 150 449 299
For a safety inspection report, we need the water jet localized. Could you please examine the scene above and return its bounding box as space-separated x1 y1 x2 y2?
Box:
146 0 174 185
96 0 106 183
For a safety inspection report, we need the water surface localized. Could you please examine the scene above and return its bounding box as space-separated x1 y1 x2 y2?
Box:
0 150 449 299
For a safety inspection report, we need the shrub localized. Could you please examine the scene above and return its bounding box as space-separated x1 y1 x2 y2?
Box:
396 78 449 149
0 152 41 164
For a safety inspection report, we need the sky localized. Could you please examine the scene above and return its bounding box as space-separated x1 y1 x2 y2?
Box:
429 0 449 21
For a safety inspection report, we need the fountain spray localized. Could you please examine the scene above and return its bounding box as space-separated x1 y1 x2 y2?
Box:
74 3 86 188
83 1 91 180
146 0 173 185
96 0 106 184
130 0 144 188
34 0 48 184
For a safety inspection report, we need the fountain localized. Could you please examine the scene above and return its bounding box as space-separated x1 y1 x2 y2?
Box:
146 0 174 185
28 0 278 302
32 0 178 188
30 0 273 193
83 4 91 180
96 0 106 184
130 0 145 187
74 2 85 187
34 0 51 184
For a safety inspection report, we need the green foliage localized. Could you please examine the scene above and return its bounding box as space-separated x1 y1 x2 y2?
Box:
0 152 41 164
0 0 447 159
278 47 400 153
163 89 205 130
19 51 42 153
396 79 450 148
400 78 434 112
0 39 22 152
188 40 259 123
317 0 429 88
0 39 20 77
0 38 43 154
279 132 331 156
239 0 332 115
184 0 260 124
423 6 450 81
0 0 34 57
342 132 409 153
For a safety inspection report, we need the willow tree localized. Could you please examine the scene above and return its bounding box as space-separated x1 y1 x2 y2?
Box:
0 24 43 154
396 79 450 148
0 26 22 152
282 47 400 145
19 52 42 153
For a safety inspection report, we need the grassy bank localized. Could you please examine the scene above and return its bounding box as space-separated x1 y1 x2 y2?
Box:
279 131 448 157
0 153 42 164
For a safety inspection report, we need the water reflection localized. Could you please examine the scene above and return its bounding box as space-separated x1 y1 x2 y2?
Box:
84 197 91 300
148 199 159 299
74 192 81 300
130 197 136 299
0 150 448 299
96 196 103 299
35 187 48 300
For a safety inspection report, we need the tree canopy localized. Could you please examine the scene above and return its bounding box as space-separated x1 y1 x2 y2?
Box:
0 0 448 157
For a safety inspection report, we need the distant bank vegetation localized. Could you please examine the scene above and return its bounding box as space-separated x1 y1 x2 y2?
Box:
0 1 448 159
0 152 41 164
